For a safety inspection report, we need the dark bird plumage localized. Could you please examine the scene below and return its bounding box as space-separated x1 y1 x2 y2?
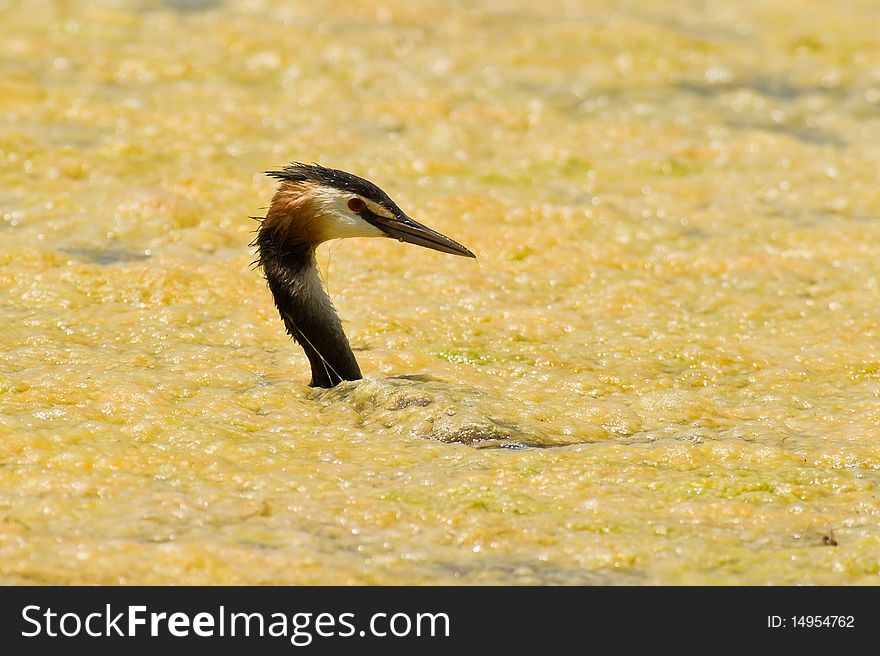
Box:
267 163 401 216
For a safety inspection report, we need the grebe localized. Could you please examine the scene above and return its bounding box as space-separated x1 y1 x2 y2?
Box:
254 163 475 388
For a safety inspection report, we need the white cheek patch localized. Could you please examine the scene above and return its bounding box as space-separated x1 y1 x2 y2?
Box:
311 189 385 241
320 212 385 240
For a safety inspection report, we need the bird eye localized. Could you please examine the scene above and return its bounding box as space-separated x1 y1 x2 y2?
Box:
347 198 366 213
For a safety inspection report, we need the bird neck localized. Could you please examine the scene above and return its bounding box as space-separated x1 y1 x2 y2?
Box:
256 230 362 388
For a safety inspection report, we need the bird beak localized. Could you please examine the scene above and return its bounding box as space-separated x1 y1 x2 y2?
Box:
373 214 476 258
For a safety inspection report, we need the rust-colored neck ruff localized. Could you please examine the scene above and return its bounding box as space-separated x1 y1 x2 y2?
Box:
255 185 362 388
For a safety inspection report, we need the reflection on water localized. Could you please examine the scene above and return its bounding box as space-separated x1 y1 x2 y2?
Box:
154 0 226 13
1 0 879 584
61 247 151 265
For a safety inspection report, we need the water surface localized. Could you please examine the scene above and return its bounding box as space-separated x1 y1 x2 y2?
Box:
1 0 879 584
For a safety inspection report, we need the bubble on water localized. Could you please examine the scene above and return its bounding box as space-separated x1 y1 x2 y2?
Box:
704 66 732 85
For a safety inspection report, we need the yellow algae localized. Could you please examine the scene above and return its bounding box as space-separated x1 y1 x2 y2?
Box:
1 0 880 585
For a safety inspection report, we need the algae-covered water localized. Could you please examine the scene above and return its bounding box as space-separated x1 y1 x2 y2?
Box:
1 0 879 584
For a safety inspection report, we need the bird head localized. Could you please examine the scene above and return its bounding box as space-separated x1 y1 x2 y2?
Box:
263 163 475 258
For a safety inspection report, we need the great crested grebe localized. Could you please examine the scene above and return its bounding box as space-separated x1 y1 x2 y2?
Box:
254 163 475 388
